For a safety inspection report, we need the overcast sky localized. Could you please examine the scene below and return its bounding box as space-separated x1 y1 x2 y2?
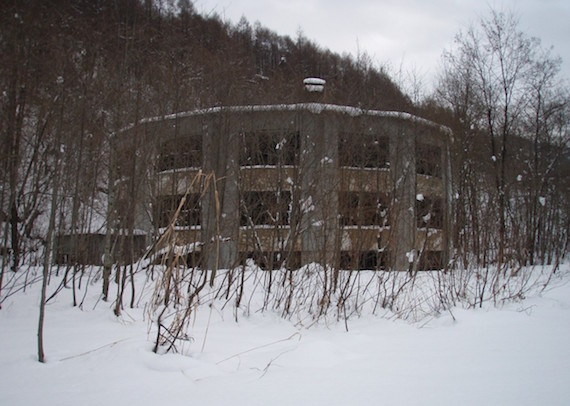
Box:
194 0 570 93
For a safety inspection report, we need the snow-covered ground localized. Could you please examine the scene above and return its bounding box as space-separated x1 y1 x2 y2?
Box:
1 264 569 406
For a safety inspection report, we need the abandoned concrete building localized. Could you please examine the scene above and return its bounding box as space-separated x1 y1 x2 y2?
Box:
129 81 453 272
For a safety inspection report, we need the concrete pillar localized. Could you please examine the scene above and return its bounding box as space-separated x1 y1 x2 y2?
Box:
299 110 339 266
201 112 239 270
389 121 417 271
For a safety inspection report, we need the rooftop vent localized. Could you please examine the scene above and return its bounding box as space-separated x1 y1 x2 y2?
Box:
304 77 326 93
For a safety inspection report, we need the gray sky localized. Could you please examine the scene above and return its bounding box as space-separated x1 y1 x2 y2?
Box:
194 0 570 93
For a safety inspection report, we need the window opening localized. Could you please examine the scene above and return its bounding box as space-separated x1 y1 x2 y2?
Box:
156 194 201 228
158 136 202 171
339 133 389 168
340 192 389 226
416 143 442 177
241 191 292 226
240 130 299 166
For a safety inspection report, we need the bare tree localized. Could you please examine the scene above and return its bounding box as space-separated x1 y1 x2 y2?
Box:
437 8 569 271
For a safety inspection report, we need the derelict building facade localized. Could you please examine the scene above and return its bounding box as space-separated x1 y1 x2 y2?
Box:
135 97 453 272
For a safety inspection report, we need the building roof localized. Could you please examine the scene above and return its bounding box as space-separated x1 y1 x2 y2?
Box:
123 103 453 137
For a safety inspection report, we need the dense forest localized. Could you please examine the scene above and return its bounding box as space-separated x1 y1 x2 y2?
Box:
1 1 568 360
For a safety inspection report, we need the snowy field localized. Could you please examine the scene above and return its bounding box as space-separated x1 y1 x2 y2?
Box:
1 264 569 406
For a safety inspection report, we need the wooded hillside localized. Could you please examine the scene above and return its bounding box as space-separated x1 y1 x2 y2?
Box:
0 0 412 271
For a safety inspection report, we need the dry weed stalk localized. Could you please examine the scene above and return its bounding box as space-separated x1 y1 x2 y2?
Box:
150 170 221 353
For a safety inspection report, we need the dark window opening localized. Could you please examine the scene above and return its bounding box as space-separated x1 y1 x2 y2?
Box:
156 194 201 228
418 250 443 270
339 133 389 168
416 197 443 229
241 191 292 226
339 250 390 270
185 251 202 268
287 251 302 270
340 192 390 226
416 143 442 178
240 130 300 166
54 234 146 265
339 252 354 269
359 251 378 270
158 137 202 171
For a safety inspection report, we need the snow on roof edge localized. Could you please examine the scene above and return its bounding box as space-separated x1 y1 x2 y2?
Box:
125 103 452 137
